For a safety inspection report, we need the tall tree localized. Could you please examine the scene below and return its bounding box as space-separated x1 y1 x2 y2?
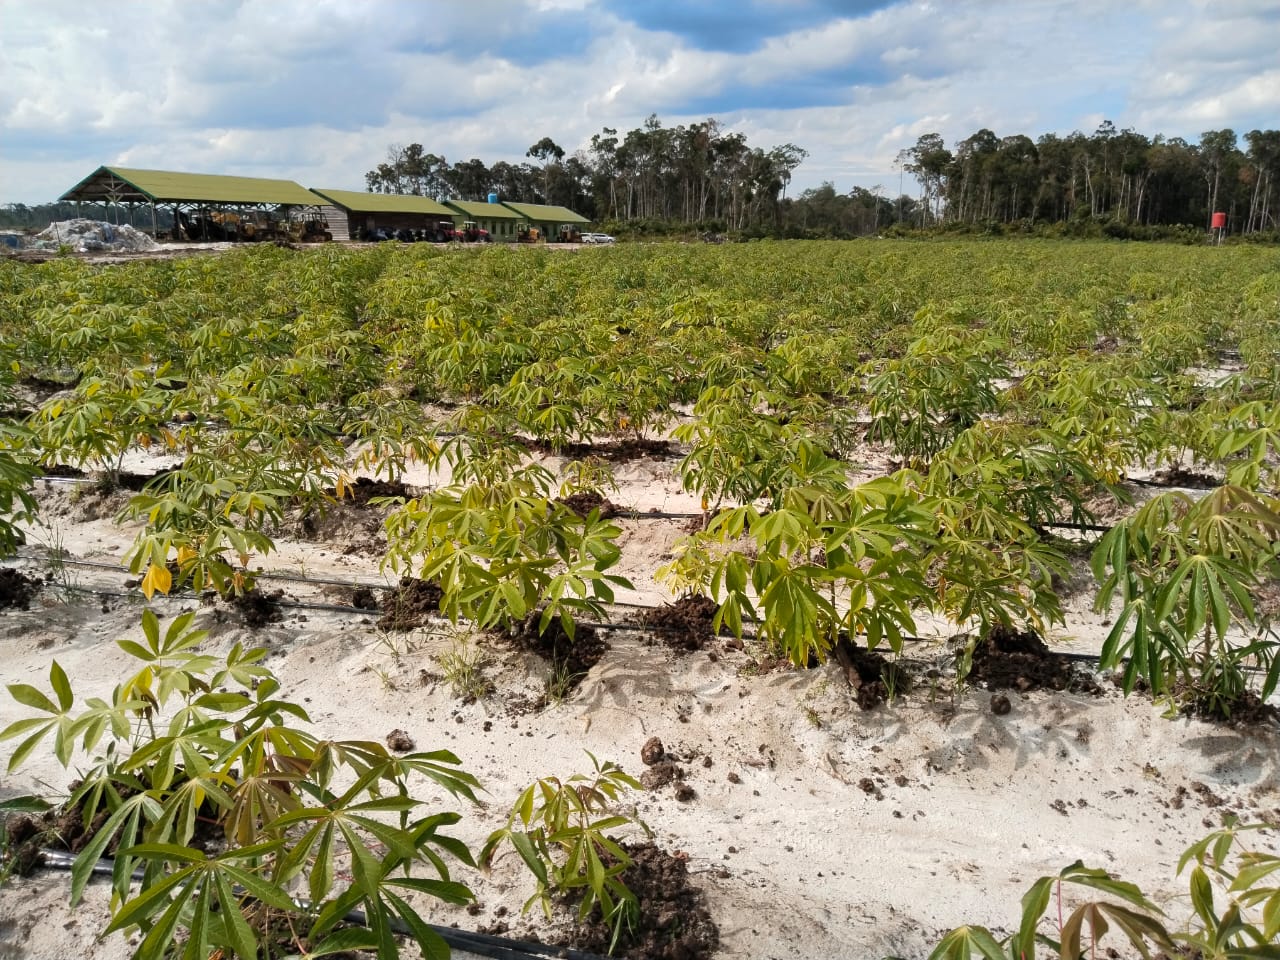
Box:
526 137 566 203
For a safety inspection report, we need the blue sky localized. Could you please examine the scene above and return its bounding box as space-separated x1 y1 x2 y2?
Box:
2 0 1278 204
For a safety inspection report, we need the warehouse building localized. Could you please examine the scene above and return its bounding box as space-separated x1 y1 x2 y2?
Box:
499 201 591 242
310 189 458 241
444 199 525 241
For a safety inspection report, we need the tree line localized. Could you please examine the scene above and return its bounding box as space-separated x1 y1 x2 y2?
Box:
365 114 808 233
366 117 1279 240
897 123 1279 235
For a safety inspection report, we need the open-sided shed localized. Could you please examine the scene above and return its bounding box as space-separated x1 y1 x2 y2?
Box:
60 166 326 240
498 201 590 242
311 189 458 241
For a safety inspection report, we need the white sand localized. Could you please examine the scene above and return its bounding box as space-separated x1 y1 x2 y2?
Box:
2 460 1278 960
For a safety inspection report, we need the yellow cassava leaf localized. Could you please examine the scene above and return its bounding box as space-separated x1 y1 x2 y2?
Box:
140 563 172 599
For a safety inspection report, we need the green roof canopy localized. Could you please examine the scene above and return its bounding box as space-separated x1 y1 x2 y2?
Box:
312 189 455 217
499 201 589 224
445 200 523 220
60 166 323 206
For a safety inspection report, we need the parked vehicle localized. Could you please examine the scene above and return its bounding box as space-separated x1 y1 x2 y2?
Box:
581 232 616 245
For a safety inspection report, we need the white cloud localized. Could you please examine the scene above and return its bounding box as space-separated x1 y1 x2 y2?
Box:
1 0 1277 204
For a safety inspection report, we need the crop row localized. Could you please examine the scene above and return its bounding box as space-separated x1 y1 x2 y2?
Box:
1 241 1278 719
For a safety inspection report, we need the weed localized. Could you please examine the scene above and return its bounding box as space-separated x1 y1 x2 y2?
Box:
543 660 576 705
435 639 493 701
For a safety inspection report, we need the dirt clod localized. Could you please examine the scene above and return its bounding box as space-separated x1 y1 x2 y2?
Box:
641 761 684 791
990 693 1012 715
641 736 666 766
385 729 415 752
351 586 378 610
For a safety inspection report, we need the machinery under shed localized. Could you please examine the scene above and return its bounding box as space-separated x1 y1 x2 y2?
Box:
57 166 594 245
60 166 330 243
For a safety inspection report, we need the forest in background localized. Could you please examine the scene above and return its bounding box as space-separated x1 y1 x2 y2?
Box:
4 117 1277 240
361 116 1280 240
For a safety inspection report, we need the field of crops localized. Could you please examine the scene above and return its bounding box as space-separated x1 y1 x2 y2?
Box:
1 240 1278 960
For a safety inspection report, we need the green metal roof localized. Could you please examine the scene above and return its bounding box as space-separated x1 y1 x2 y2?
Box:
444 200 523 220
311 189 455 217
60 166 323 206
499 202 589 224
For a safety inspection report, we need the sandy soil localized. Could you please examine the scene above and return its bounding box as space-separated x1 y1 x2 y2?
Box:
2 452 1278 960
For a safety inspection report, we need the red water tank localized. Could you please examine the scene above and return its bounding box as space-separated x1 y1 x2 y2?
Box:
1211 212 1227 229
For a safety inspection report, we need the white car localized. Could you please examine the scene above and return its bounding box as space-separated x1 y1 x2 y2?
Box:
581 232 616 244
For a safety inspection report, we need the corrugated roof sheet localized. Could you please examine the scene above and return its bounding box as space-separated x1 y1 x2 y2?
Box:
311 189 455 216
499 201 590 224
445 200 523 220
60 166 323 205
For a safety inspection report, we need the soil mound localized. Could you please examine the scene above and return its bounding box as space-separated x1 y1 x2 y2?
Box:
567 842 719 960
377 578 443 630
1147 466 1222 489
0 568 41 610
555 491 623 519
528 437 673 462
970 624 1100 694
832 638 908 710
231 587 284 628
507 610 608 695
335 476 411 505
640 595 721 652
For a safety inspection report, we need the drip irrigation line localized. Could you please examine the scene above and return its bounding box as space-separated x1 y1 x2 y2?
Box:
613 508 1115 533
16 552 396 592
31 849 610 960
22 581 1267 675
8 561 1273 677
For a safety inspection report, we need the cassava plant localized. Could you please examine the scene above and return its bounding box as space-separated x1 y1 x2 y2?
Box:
1 610 480 960
660 473 936 666
0 353 37 555
382 465 633 639
927 820 1279 960
479 753 648 953
1091 484 1280 718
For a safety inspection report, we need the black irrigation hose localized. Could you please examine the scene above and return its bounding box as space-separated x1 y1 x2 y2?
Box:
613 508 1115 533
30 580 1277 676
19 553 395 592
33 849 610 960
10 555 1276 678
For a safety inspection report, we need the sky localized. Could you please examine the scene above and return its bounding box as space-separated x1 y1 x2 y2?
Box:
2 0 1278 205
